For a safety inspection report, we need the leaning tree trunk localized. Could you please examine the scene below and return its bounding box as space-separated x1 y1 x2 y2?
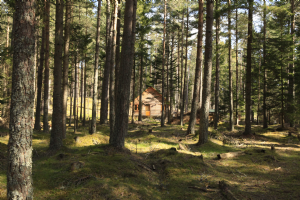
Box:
111 0 136 147
7 1 35 199
198 0 213 145
228 0 234 131
100 0 111 125
43 0 50 133
50 0 64 149
187 0 203 135
62 0 71 137
214 0 220 130
244 0 253 135
90 0 102 134
34 25 45 131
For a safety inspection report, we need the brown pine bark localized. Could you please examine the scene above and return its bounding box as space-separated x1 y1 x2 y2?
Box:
214 0 220 130
263 0 268 129
138 39 143 122
187 0 203 135
132 58 136 124
109 0 118 140
168 32 175 124
34 24 45 131
73 54 78 132
50 0 64 149
8 1 35 198
43 0 50 133
90 0 102 134
83 1 88 126
198 0 213 145
244 0 253 135
161 0 167 127
111 0 137 147
100 0 111 125
228 0 234 131
62 0 71 137
115 0 121 101
235 2 239 126
180 11 184 126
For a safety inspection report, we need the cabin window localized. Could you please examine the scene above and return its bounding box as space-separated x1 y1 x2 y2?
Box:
134 105 138 111
145 105 150 111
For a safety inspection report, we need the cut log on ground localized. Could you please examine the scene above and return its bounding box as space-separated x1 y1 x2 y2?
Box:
217 151 245 159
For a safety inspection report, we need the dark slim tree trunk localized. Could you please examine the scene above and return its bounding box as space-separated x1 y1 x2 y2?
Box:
228 0 234 131
132 58 136 124
287 0 294 127
168 33 175 124
73 55 78 132
62 0 71 137
100 0 111 124
138 42 143 121
214 0 220 130
161 0 167 127
8 1 35 198
115 0 121 106
109 0 118 141
187 0 203 135
263 0 268 129
111 0 136 147
244 0 253 135
235 3 239 125
198 0 213 145
257 54 261 125
90 0 102 134
44 0 50 133
83 2 88 126
180 12 184 126
34 25 45 131
50 0 64 149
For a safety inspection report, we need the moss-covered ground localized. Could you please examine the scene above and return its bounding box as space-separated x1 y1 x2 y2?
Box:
0 120 299 199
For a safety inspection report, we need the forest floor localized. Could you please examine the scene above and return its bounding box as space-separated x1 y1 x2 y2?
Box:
0 119 299 199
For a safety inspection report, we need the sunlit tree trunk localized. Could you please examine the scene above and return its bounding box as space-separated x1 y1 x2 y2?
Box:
7 1 35 198
214 0 220 130
44 0 50 133
228 0 234 131
187 0 203 135
198 0 213 145
161 0 167 127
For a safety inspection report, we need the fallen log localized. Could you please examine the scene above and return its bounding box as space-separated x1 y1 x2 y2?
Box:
217 151 245 159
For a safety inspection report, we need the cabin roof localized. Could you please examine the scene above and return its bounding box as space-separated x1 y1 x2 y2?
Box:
133 87 163 105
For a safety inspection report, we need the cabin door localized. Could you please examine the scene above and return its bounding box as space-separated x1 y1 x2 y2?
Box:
145 105 150 116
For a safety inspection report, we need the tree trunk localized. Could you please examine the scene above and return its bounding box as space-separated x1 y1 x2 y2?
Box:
244 0 253 135
214 0 220 130
8 1 35 198
90 0 102 134
111 0 137 147
43 0 50 133
132 58 136 124
228 0 234 131
83 2 88 126
187 0 203 135
100 0 111 125
109 0 118 141
50 0 64 149
257 54 261 125
263 0 268 129
34 25 45 131
168 32 175 124
198 0 213 145
73 55 78 132
115 0 121 107
161 0 167 127
138 41 143 122
287 0 294 127
62 0 71 137
180 11 184 126
235 3 239 126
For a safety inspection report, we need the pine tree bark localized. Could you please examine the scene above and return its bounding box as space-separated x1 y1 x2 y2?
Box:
180 12 184 126
198 0 213 145
111 0 136 147
228 0 234 131
62 0 71 137
115 0 121 101
83 2 88 126
263 0 268 129
161 0 167 127
244 0 253 135
214 0 220 130
138 41 143 122
187 0 203 135
109 0 118 141
90 0 102 134
287 0 294 127
257 54 261 125
50 0 64 149
43 0 50 133
100 0 111 125
34 25 45 131
8 1 35 198
132 59 136 124
235 3 239 126
168 33 175 124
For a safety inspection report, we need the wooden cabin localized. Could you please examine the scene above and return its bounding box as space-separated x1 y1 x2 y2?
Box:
130 87 166 117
